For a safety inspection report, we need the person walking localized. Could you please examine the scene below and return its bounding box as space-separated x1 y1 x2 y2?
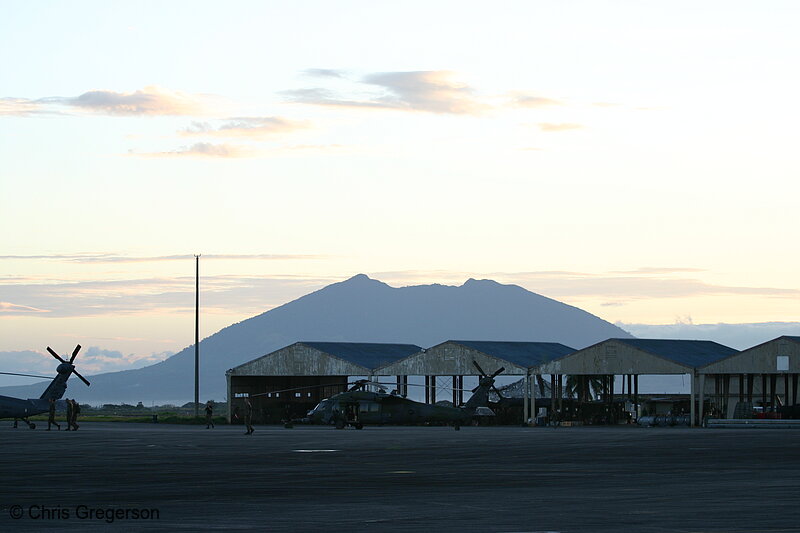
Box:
47 398 60 431
65 398 73 431
244 398 254 435
205 401 215 429
68 399 80 431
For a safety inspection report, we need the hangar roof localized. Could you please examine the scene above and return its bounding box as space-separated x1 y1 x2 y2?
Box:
611 339 738 368
700 335 800 374
375 340 576 375
535 338 738 375
227 341 423 376
448 340 576 368
299 342 422 369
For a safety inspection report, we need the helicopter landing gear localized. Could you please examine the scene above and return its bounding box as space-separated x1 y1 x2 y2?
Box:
354 422 364 430
453 422 461 431
334 418 346 429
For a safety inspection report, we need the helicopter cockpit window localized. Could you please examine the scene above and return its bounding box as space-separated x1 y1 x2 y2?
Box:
312 399 332 412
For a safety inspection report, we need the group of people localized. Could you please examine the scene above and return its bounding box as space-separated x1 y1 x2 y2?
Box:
46 397 80 431
205 399 253 434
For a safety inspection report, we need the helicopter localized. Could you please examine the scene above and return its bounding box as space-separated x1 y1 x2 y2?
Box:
292 361 504 430
0 345 91 428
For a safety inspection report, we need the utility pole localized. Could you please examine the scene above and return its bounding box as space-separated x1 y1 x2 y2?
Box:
194 254 200 418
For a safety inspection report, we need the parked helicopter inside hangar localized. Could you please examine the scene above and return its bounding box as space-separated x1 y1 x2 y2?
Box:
0 345 90 428
287 361 504 430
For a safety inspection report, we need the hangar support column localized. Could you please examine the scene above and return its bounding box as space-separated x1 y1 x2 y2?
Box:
690 372 696 427
698 373 706 426
523 372 530 424
530 373 537 426
226 373 232 423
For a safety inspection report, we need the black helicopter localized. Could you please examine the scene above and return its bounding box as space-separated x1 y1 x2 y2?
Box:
293 361 504 430
0 345 90 428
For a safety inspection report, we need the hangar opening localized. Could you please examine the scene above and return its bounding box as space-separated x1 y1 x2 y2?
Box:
226 342 421 423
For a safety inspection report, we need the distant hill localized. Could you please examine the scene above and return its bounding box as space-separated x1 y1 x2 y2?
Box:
0 274 632 404
621 322 800 350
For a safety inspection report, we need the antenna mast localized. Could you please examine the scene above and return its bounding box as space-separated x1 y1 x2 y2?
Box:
194 254 200 417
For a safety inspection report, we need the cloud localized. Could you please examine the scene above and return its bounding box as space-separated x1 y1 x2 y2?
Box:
538 122 583 132
2 86 217 117
304 69 347 79
2 268 799 324
0 302 50 314
502 271 800 300
0 253 326 263
0 97 47 116
283 144 345 152
611 267 707 275
61 86 210 116
180 116 309 139
0 275 334 318
285 70 488 115
0 348 174 380
135 142 253 158
509 92 562 108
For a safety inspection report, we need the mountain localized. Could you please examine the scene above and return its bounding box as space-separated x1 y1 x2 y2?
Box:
0 274 632 404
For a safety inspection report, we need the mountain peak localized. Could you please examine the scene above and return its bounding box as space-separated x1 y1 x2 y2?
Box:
462 278 502 287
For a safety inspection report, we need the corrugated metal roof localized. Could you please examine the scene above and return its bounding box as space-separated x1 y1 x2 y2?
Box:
614 339 737 368
300 342 422 370
449 340 576 368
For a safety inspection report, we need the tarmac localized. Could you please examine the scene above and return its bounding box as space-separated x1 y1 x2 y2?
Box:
1 422 799 532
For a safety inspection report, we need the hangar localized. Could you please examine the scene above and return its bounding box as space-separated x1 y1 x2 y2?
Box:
227 337 800 427
225 342 422 423
535 338 739 426
699 335 800 418
375 340 576 423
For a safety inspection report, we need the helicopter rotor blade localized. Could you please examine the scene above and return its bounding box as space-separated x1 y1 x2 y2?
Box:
0 371 54 379
69 344 82 363
46 346 67 364
490 366 505 379
472 361 487 377
72 369 91 387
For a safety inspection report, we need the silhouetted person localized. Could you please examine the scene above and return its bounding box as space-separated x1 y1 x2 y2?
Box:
65 398 73 431
68 399 80 431
205 401 215 429
47 398 60 431
244 398 254 435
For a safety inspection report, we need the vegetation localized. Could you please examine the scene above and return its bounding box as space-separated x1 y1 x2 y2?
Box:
29 401 229 424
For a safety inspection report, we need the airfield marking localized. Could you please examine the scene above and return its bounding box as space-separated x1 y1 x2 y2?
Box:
292 449 339 453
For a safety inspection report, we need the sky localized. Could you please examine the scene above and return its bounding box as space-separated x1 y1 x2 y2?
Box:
2 2 800 380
